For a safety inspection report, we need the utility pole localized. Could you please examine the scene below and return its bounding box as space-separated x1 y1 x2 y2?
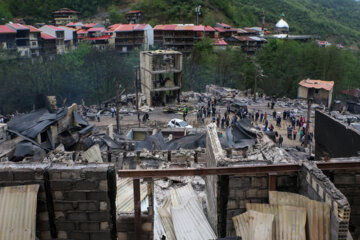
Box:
195 5 201 25
115 82 120 134
261 11 265 36
253 70 257 102
135 67 140 127
304 89 313 148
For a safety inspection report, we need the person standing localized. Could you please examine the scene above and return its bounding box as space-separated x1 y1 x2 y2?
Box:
293 129 297 140
221 117 225 129
216 114 220 128
278 135 283 147
96 111 101 122
287 125 292 139
260 112 264 122
225 116 230 128
111 107 115 118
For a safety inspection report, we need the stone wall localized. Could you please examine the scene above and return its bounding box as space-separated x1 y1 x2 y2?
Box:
0 163 117 240
315 110 360 159
299 162 351 240
323 163 360 239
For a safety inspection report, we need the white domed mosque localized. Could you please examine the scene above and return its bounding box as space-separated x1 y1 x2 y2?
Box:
275 13 289 34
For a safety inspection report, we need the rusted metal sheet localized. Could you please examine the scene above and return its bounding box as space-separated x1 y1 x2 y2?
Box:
278 205 306 240
232 210 274 240
245 203 306 240
116 178 147 213
170 184 216 240
232 211 250 239
269 191 330 240
0 184 39 240
246 203 280 240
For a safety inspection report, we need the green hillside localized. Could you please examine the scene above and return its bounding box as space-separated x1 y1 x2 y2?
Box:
1 0 360 45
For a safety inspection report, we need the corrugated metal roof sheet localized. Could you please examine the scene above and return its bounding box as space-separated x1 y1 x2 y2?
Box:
246 203 280 239
0 184 39 240
87 27 105 32
7 23 29 30
299 79 334 91
170 184 216 240
116 178 147 213
269 191 330 240
233 210 274 240
158 207 176 240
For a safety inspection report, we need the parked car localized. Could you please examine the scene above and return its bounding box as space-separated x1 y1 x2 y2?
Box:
230 102 248 113
167 118 193 128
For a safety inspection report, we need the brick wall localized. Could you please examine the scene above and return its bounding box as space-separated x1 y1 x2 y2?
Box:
324 167 360 239
0 163 117 240
299 162 351 240
117 214 153 240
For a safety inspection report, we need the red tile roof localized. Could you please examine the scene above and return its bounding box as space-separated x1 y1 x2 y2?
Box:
163 24 177 31
88 27 105 32
127 10 141 14
77 29 88 34
25 25 40 32
41 32 56 40
299 79 334 91
45 25 64 31
87 35 112 40
214 27 225 33
341 88 360 98
154 25 165 30
0 25 16 33
114 24 148 32
7 23 29 30
205 26 215 32
83 23 98 28
214 39 227 46
217 22 231 28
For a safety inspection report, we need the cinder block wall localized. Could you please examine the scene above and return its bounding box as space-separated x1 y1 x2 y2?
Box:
0 163 117 240
324 168 360 239
299 162 351 240
223 173 298 237
117 214 153 240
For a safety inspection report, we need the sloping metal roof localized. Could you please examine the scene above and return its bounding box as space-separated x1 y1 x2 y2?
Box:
170 184 216 240
299 79 334 91
0 184 39 240
269 191 330 240
158 207 176 240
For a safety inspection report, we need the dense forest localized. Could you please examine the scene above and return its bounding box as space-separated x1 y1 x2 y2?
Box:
1 0 360 45
1 40 359 114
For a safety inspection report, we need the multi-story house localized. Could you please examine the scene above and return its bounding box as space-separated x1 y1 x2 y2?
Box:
140 50 183 106
154 24 215 52
0 25 16 50
53 8 79 26
39 32 57 56
114 24 153 53
214 22 237 38
26 25 41 57
126 10 142 24
224 35 266 53
59 26 77 51
6 23 31 56
39 25 66 54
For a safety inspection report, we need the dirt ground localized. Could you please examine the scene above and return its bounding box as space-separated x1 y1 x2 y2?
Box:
89 97 315 148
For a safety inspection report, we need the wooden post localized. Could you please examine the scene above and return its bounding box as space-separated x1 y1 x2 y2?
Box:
135 67 140 127
115 82 120 133
253 69 257 102
133 179 142 240
268 173 277 191
304 97 312 147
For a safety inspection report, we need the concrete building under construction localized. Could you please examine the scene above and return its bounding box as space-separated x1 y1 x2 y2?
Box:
140 50 182 106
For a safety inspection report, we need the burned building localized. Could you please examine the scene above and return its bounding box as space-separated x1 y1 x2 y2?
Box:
298 79 334 108
140 50 182 106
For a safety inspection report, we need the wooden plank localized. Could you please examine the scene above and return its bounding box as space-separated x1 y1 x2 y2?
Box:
133 179 142 240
